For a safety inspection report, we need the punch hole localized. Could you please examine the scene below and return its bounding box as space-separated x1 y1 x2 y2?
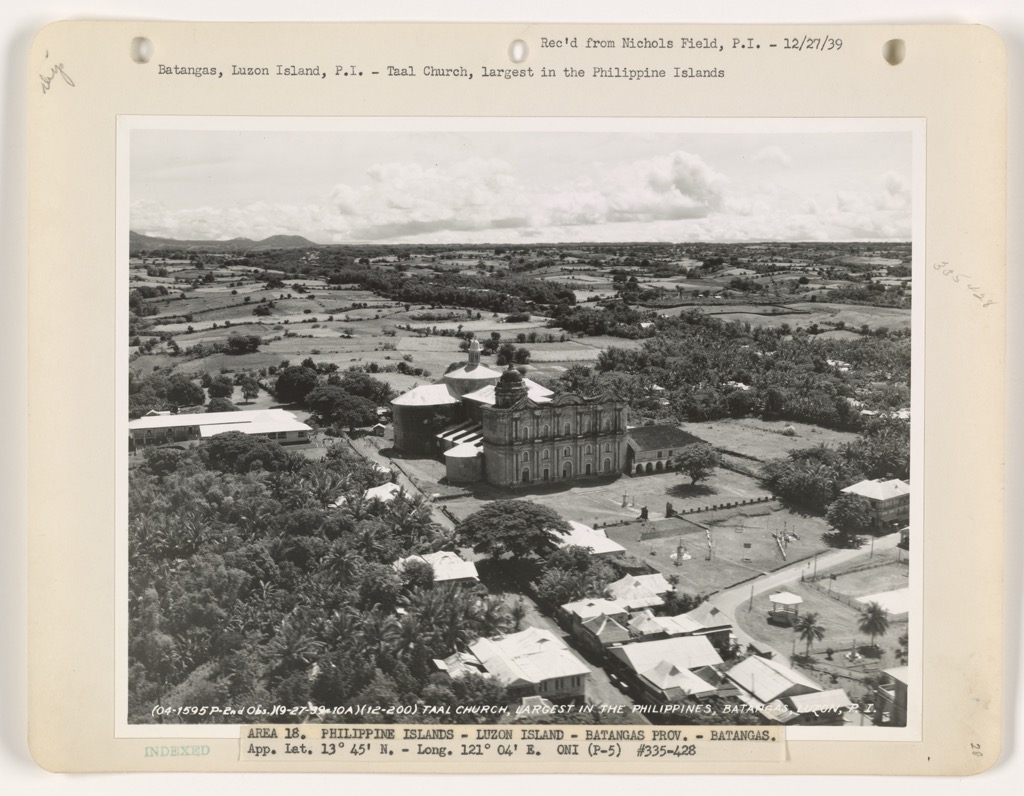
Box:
131 37 153 64
882 39 905 66
508 39 528 63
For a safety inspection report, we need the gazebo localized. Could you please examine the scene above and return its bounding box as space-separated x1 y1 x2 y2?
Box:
767 591 804 627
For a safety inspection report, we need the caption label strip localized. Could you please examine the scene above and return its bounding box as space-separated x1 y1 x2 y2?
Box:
239 724 786 764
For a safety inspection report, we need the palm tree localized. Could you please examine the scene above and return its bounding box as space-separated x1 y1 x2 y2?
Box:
356 606 401 666
795 612 826 656
507 597 528 632
262 619 324 682
858 601 890 651
301 468 349 509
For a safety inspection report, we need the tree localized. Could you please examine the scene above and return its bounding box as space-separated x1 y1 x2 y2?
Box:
200 431 291 474
795 612 826 656
240 376 260 403
337 371 395 406
825 493 874 535
207 375 235 399
306 386 377 431
495 342 517 366
456 500 570 560
226 334 262 355
274 366 319 404
166 374 205 408
206 397 239 413
675 443 721 485
858 601 890 650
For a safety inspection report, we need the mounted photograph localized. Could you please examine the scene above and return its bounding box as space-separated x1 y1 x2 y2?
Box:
118 119 920 740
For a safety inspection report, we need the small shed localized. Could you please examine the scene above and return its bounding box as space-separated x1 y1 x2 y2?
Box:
371 422 387 437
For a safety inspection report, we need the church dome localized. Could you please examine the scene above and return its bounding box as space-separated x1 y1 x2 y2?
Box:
499 366 523 385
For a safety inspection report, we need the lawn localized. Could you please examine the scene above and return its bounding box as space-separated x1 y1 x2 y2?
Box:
691 418 860 463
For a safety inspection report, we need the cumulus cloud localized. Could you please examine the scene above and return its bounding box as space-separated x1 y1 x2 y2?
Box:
131 145 909 244
751 145 793 167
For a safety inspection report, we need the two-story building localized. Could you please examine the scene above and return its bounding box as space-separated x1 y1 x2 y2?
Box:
841 478 911 529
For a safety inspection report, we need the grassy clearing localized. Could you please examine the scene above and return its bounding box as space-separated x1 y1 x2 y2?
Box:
692 419 860 463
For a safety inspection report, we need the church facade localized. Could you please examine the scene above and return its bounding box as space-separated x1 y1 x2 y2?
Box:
390 340 628 489
481 369 627 488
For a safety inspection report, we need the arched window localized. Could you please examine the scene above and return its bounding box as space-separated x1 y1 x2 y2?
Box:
564 423 572 436
604 443 611 452
522 451 530 462
542 424 550 437
585 444 592 455
542 450 550 461
563 446 571 457
522 426 530 440
585 418 592 432
604 418 612 431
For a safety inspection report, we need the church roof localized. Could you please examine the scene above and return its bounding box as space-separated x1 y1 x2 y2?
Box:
444 362 502 382
462 379 552 406
391 383 461 407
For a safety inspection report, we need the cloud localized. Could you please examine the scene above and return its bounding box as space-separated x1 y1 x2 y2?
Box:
131 148 909 244
751 145 793 167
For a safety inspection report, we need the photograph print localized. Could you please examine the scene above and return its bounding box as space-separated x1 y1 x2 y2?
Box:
122 121 917 736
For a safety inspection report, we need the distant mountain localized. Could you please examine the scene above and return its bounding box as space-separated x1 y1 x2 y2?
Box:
129 231 319 253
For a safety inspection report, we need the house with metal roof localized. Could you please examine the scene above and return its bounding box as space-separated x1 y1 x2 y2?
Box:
607 636 724 704
841 478 911 528
393 551 479 585
468 627 590 702
606 574 672 610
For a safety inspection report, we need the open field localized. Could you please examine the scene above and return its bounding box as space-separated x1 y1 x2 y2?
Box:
606 504 831 596
690 419 860 463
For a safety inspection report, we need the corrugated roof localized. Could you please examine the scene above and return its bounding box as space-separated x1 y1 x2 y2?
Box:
470 627 590 687
626 424 705 452
199 417 311 437
726 655 821 703
556 522 626 556
841 478 911 501
364 482 402 502
787 689 855 714
641 660 717 697
580 615 632 645
129 408 302 431
607 574 672 609
609 636 723 674
394 551 478 583
562 598 628 621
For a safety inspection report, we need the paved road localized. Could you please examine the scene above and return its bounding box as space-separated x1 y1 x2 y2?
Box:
691 531 903 659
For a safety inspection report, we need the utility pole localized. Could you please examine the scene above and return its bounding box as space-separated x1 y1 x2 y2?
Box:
748 584 754 611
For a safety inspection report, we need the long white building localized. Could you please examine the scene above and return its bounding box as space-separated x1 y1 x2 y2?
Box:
128 408 312 448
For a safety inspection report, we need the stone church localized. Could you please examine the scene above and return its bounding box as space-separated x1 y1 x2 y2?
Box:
391 339 628 488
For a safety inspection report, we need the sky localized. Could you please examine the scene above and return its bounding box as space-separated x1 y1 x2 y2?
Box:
130 128 913 245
